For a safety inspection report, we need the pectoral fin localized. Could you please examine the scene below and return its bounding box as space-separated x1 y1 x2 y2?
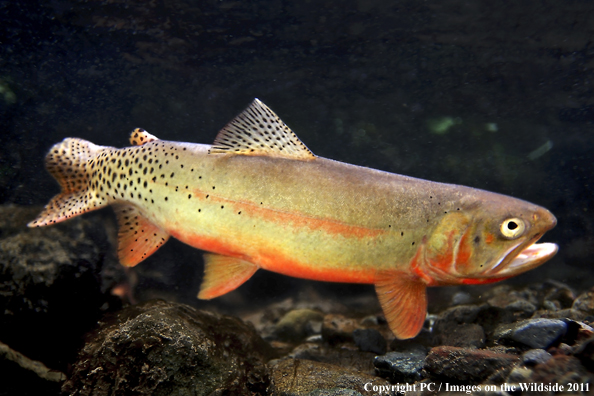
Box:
375 272 427 339
198 254 258 300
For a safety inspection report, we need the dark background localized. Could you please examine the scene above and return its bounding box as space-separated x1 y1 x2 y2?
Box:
1 0 592 307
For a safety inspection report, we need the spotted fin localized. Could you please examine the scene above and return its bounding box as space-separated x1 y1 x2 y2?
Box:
129 128 160 146
209 99 316 160
114 204 170 267
28 138 109 227
197 253 258 300
375 271 427 339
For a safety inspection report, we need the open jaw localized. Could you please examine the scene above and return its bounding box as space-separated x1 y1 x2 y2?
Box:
485 239 559 278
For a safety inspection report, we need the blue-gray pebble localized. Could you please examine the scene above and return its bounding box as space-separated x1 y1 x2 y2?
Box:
521 349 553 365
511 319 567 349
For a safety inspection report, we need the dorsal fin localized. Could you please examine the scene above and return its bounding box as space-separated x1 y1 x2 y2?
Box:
129 128 160 146
209 99 316 160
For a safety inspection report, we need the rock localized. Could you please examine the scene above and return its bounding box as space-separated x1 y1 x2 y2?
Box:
504 299 536 320
530 354 591 387
0 339 66 396
305 389 364 396
269 358 390 396
495 318 567 349
273 308 324 342
62 300 273 396
322 314 359 344
359 315 385 327
289 343 377 375
574 336 594 371
374 348 427 383
434 323 485 348
521 349 553 366
390 329 434 351
507 366 533 383
451 291 473 305
432 304 487 348
0 205 125 371
352 328 387 355
424 346 520 383
543 282 575 309
435 304 487 324
572 289 594 316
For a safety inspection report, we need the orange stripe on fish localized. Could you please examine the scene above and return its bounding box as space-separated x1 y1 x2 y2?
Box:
188 189 386 240
29 99 559 339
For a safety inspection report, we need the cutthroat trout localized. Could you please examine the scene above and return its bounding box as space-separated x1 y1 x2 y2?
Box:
29 99 558 339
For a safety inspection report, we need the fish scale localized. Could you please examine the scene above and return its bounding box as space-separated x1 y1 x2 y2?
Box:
29 99 558 339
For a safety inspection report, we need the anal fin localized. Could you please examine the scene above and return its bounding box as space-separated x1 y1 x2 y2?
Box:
197 254 258 300
375 271 427 340
114 204 170 267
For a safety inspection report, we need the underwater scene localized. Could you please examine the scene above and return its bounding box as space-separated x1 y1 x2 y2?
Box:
1 0 594 395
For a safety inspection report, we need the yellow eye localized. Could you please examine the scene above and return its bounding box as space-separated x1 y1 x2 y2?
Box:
500 218 526 239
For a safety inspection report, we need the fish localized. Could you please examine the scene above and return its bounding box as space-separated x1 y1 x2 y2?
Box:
28 99 558 339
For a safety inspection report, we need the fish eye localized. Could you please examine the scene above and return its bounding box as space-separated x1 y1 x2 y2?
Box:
500 218 526 239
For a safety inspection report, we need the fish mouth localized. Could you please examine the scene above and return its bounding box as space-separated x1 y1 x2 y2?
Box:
485 237 559 278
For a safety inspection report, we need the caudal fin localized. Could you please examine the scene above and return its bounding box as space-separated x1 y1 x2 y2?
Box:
28 138 110 227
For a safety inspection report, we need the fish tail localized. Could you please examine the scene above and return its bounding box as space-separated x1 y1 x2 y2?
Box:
28 138 109 227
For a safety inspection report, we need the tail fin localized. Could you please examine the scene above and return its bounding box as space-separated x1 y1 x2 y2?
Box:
28 138 109 227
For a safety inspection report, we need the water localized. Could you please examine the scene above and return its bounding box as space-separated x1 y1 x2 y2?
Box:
1 0 593 392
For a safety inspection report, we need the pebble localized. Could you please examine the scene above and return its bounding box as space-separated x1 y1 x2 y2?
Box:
505 299 536 320
494 318 567 349
374 348 427 383
511 319 567 349
451 291 473 305
273 308 324 342
434 323 486 348
507 366 533 382
432 304 487 348
521 349 552 366
322 314 359 344
352 328 387 355
572 289 594 316
424 346 520 382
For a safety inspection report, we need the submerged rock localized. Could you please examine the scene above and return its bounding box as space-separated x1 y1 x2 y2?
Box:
374 347 427 383
0 340 66 396
0 205 124 371
521 349 553 366
322 314 360 344
273 308 324 343
269 358 389 396
352 328 387 355
573 289 594 316
424 346 520 383
494 318 567 349
62 300 274 396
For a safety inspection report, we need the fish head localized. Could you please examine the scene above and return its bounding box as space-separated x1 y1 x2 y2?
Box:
421 192 558 286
